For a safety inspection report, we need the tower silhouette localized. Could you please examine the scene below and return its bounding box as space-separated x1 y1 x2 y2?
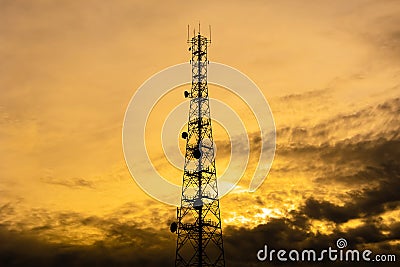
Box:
171 27 225 267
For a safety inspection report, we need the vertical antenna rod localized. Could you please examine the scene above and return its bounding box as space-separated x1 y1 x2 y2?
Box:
209 25 212 43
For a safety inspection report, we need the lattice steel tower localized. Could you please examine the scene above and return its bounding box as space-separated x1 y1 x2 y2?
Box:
170 27 225 267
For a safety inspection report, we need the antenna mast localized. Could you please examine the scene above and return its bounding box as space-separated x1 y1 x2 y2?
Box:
171 25 225 267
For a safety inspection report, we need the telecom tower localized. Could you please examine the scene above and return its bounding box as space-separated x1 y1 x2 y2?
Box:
170 26 225 267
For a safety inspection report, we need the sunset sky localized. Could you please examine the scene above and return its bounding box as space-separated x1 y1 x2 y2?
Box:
1 0 399 266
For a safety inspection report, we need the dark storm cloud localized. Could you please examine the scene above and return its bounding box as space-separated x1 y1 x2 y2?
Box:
220 129 400 266
224 216 400 266
224 200 400 267
271 98 400 183
4 203 398 267
309 135 400 192
286 125 400 223
319 138 399 170
303 163 400 223
0 200 176 238
215 96 400 266
0 202 177 267
0 225 175 267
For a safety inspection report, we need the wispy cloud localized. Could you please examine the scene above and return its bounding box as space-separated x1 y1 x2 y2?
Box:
40 176 96 189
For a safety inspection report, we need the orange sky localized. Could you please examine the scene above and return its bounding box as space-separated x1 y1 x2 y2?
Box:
0 0 399 266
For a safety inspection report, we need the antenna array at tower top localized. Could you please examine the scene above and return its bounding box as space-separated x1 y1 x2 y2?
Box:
187 24 212 44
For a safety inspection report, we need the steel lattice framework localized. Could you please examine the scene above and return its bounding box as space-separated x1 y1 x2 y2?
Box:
173 31 225 267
